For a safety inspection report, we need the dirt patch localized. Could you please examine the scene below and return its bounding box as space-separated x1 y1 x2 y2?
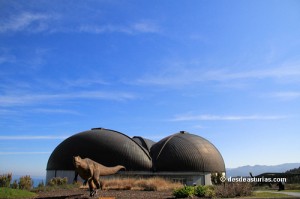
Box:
34 188 177 199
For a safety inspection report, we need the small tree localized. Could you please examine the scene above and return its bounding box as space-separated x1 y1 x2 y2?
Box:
19 175 33 190
48 177 68 186
0 173 12 188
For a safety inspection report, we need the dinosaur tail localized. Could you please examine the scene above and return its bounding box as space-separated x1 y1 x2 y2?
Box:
100 165 126 176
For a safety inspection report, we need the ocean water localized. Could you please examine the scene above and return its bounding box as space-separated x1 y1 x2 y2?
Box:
32 177 46 187
11 176 46 188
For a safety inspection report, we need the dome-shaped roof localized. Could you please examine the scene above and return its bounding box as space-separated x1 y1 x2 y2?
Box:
47 128 152 171
150 131 225 172
132 136 156 152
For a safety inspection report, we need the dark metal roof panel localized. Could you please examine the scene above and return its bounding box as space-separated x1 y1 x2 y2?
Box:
150 131 225 172
47 128 152 171
132 136 156 152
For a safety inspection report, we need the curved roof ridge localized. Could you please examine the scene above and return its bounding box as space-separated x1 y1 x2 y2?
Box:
92 127 152 160
133 136 149 150
155 132 179 161
177 134 205 170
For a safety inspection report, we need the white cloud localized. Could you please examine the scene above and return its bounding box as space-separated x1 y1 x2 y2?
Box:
270 91 300 101
79 21 160 35
0 10 160 35
171 114 287 121
136 62 300 87
131 21 160 33
0 151 50 155
32 108 79 115
0 90 137 107
62 78 109 88
79 25 123 34
0 135 68 140
0 12 55 33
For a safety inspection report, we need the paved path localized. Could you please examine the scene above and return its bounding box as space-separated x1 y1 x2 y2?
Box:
276 191 300 197
255 191 300 198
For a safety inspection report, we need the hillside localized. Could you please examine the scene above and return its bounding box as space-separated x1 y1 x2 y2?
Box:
286 166 300 174
226 163 300 177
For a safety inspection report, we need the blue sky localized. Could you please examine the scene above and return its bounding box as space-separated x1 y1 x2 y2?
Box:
1 0 300 178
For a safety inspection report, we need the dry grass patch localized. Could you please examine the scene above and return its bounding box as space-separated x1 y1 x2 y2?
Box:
102 177 182 191
102 178 135 190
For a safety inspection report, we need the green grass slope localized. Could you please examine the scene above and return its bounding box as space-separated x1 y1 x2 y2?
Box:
0 187 36 199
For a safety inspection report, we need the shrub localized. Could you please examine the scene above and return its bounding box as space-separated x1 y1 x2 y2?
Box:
32 181 46 192
11 179 18 189
0 173 12 188
48 177 68 186
195 185 207 197
204 187 216 198
194 185 216 198
173 186 194 198
215 182 252 198
18 175 33 190
285 183 300 190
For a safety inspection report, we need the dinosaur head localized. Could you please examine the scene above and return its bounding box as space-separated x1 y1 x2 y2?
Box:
73 156 82 168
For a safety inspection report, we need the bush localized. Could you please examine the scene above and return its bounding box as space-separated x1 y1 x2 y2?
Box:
215 182 252 198
18 175 33 190
11 179 18 189
0 173 12 188
173 186 194 198
204 188 216 198
195 185 207 197
186 185 216 198
48 177 68 186
285 183 300 190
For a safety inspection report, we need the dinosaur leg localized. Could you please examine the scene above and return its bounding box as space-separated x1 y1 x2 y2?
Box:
92 170 101 190
83 179 88 186
88 177 97 197
73 171 78 183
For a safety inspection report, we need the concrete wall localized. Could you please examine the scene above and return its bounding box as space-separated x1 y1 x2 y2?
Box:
148 172 210 185
204 173 212 185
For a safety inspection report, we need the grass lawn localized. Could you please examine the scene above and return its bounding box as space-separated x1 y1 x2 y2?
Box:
0 187 37 199
251 191 295 198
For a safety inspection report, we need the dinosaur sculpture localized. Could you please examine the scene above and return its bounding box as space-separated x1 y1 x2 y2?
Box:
73 156 125 197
